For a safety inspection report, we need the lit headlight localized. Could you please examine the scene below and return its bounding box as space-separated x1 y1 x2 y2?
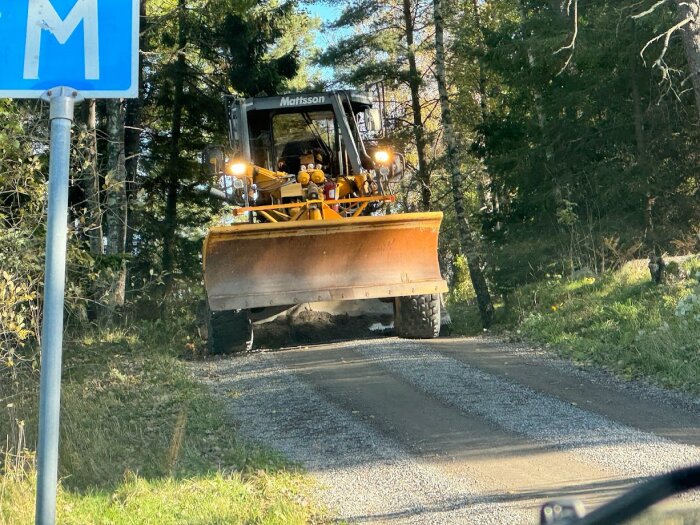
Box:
230 162 247 176
374 150 390 164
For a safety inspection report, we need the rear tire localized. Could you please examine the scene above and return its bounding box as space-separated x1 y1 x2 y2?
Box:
394 294 441 339
206 306 254 354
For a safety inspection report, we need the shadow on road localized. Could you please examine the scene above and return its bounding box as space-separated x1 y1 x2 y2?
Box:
252 309 395 350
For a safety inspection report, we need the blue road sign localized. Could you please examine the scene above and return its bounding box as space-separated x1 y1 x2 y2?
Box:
0 0 139 98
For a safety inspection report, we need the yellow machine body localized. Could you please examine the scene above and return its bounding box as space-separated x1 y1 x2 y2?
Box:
203 91 448 318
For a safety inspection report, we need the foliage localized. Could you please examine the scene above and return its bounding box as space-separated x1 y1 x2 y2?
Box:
0 101 47 383
2 0 700 517
1 309 328 524
319 0 443 210
132 0 317 291
447 255 476 304
469 0 700 287
0 271 37 378
0 99 114 359
502 257 700 393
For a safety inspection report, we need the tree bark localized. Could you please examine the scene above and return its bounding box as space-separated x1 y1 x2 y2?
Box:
468 0 500 218
675 0 700 119
79 100 104 320
80 99 103 257
104 98 128 308
519 0 561 209
124 0 147 256
402 0 432 210
631 60 656 249
470 0 489 121
434 0 494 327
161 0 187 296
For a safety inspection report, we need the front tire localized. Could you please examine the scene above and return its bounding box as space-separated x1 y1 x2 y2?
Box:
394 294 441 339
206 306 254 354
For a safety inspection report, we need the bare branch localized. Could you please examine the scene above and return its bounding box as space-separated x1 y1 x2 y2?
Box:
555 0 578 75
631 0 672 19
639 15 693 67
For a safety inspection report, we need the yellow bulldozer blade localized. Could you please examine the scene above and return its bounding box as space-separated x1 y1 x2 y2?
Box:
204 212 448 312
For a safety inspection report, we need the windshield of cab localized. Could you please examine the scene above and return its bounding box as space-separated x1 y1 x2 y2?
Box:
272 111 335 173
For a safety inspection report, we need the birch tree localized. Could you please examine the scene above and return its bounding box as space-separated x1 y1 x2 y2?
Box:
433 0 494 326
104 99 128 307
160 0 187 297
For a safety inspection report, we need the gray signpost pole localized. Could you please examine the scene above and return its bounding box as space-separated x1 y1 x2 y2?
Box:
35 86 83 525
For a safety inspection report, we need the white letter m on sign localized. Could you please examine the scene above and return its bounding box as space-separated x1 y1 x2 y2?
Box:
24 0 100 80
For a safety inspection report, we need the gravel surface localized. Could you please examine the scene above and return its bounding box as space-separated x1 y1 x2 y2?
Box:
190 353 528 524
480 334 700 413
353 339 700 483
189 336 700 523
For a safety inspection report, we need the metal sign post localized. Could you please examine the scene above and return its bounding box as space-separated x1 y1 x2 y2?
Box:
0 2 139 523
35 87 83 525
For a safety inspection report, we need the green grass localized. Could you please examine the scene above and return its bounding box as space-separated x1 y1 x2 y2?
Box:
2 470 322 524
449 257 700 394
1 314 328 524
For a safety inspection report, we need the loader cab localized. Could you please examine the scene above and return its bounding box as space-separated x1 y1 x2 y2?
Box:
227 91 389 177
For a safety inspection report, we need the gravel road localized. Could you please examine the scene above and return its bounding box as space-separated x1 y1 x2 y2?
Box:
188 336 700 524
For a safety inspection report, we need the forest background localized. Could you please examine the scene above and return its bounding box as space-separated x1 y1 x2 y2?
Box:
1 0 700 519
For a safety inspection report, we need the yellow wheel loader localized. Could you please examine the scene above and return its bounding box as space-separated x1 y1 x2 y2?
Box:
202 90 447 352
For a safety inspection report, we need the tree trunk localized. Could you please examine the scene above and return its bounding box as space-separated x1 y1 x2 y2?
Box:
161 0 186 296
519 1 562 210
469 0 500 219
676 0 700 119
631 60 656 250
79 100 104 320
124 0 147 256
470 0 489 121
434 0 494 327
104 98 128 308
80 100 103 257
402 0 431 210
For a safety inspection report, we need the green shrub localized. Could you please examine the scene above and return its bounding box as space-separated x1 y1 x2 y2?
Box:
501 256 700 392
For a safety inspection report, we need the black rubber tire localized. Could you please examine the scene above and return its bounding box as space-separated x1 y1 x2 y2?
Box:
206 307 254 354
394 293 441 339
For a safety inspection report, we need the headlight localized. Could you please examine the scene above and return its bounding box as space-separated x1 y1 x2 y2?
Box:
374 150 390 164
230 162 247 176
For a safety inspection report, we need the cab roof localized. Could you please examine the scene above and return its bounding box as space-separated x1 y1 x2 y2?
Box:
241 90 373 113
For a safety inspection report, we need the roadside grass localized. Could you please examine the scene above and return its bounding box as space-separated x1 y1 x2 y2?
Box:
1 314 328 524
445 301 488 337
446 255 496 337
449 257 700 394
